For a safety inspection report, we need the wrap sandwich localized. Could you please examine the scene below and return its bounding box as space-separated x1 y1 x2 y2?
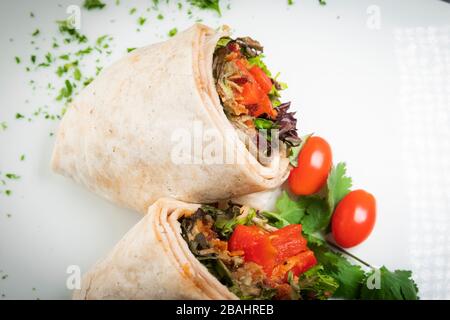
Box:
51 24 301 213
74 198 336 300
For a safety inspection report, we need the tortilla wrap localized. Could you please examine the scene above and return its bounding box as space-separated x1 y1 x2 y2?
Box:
73 198 238 299
51 24 290 213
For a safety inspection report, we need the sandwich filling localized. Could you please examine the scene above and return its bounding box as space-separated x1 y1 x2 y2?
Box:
213 37 301 159
180 204 337 300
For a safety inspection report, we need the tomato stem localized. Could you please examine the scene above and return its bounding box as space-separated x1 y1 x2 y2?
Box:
325 240 374 269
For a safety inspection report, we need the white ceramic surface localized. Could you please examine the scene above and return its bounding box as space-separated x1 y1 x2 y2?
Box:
0 0 449 299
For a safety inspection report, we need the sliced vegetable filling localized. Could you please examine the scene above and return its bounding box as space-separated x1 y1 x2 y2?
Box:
180 204 323 300
213 37 301 157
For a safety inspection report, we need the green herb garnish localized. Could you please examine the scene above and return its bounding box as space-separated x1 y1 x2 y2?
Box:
138 17 147 26
189 0 221 16
5 173 20 180
83 0 106 10
168 28 178 37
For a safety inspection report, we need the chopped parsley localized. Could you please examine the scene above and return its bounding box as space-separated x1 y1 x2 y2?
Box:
189 0 221 16
138 17 147 26
74 68 82 81
20 154 26 161
157 13 164 20
15 57 21 64
83 0 106 10
129 8 137 15
5 173 20 180
15 113 25 119
31 55 36 64
32 29 40 37
127 47 137 53
168 28 178 37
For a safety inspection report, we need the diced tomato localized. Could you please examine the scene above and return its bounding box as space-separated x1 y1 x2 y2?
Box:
244 235 277 275
235 59 250 73
240 82 264 105
233 59 277 119
289 250 317 277
270 225 308 264
229 225 267 252
229 225 276 275
228 224 316 283
249 66 273 94
251 94 277 119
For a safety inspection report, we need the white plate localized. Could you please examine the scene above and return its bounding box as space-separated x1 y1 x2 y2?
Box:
0 0 449 299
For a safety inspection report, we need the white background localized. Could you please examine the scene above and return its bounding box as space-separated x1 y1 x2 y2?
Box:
0 0 449 299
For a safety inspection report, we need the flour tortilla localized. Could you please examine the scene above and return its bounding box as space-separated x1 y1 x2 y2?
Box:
51 24 290 213
73 198 238 300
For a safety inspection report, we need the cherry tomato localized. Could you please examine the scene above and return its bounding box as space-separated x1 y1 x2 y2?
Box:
249 66 273 94
331 189 377 248
288 136 333 195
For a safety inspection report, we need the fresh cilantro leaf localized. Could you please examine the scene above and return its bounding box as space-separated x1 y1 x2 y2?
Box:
262 192 305 228
327 162 352 211
297 265 339 300
310 242 365 299
189 0 221 16
83 0 106 10
360 266 419 300
275 191 305 224
297 196 330 234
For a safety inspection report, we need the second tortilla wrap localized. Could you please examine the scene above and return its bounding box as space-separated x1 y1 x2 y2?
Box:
51 24 290 214
73 198 238 299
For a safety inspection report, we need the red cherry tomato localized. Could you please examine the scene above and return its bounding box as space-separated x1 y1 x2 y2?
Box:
249 66 273 94
288 136 333 195
331 189 377 248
